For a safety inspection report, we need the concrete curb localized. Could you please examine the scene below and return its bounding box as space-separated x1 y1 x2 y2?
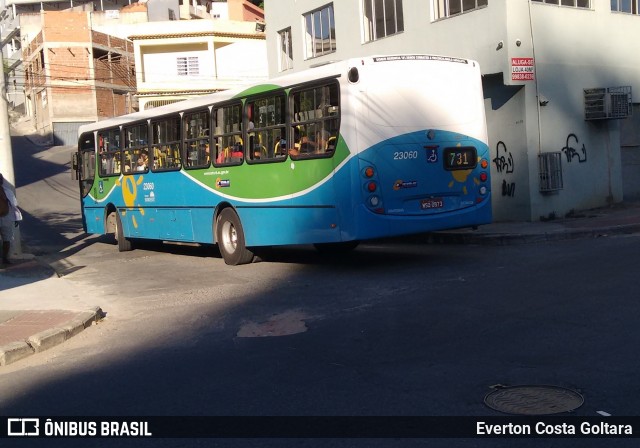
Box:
0 307 105 367
429 222 640 246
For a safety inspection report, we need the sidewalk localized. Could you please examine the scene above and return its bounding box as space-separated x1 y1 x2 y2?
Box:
429 200 640 245
0 258 104 366
1 200 639 366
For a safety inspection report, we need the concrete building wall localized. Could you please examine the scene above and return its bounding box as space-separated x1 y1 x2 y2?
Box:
485 86 531 221
130 18 267 110
215 39 269 83
264 0 639 221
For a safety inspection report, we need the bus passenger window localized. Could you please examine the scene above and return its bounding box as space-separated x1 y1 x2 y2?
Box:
98 128 122 176
246 94 286 163
123 122 149 174
213 104 243 166
151 116 182 171
290 82 340 160
183 110 210 169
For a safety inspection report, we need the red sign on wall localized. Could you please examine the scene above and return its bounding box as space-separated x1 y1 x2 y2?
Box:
511 58 535 81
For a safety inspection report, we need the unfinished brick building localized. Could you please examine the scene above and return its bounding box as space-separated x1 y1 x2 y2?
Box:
22 11 136 145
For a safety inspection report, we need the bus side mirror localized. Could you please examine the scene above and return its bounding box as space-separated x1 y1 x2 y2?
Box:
71 152 79 180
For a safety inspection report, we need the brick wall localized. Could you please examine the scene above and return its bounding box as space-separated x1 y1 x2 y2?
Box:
96 89 129 119
42 11 90 43
22 11 135 134
92 31 134 53
49 46 92 90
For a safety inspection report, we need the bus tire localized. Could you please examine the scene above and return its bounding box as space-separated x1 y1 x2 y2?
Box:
314 241 359 254
115 211 133 252
216 208 254 265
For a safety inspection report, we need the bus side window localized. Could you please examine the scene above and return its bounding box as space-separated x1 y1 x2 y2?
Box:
290 82 339 160
123 122 148 174
183 109 211 169
246 95 286 163
98 128 122 176
151 116 182 171
213 104 243 167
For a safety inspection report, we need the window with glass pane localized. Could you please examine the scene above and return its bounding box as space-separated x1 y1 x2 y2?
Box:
246 95 286 162
363 0 404 42
183 110 210 168
290 82 340 160
78 133 96 197
213 103 244 166
433 0 487 20
278 28 293 72
123 123 149 174
532 0 590 6
98 128 122 176
611 0 637 13
151 116 182 171
304 4 336 59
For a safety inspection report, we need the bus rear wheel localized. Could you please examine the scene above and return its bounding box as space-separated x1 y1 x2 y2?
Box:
115 211 133 252
216 208 254 265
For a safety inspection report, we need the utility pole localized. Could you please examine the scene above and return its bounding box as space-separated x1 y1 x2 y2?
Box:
0 50 22 256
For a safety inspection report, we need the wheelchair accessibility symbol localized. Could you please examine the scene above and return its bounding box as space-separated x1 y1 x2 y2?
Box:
426 148 438 163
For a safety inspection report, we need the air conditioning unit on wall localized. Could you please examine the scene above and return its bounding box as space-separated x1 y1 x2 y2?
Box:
584 86 632 120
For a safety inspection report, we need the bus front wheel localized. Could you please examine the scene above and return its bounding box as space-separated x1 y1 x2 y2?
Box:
216 208 254 265
115 212 133 252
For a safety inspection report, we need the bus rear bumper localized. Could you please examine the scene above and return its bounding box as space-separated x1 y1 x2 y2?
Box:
352 198 492 241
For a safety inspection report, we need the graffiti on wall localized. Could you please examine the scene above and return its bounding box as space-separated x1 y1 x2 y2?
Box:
493 141 516 197
561 133 587 163
492 141 514 174
502 179 515 197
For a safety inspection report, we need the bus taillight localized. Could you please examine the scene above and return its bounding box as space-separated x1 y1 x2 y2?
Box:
362 164 383 213
479 172 488 182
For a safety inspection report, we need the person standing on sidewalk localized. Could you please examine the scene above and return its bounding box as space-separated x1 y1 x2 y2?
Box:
0 172 22 266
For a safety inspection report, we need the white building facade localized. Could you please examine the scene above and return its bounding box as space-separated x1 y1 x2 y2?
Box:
264 0 640 222
127 19 268 110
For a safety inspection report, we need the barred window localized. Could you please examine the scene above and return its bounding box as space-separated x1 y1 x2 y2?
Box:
363 0 404 42
177 56 199 76
304 3 336 59
433 0 488 20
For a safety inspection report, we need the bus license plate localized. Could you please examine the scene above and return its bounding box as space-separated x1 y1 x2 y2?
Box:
421 198 444 209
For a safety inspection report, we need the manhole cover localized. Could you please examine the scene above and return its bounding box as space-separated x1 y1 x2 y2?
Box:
484 385 584 415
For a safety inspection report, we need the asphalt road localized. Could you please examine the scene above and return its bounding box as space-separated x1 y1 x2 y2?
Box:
2 137 639 448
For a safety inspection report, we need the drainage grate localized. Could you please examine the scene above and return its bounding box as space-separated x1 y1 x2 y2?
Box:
484 385 584 415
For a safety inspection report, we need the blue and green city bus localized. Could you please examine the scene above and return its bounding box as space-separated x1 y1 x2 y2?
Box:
73 54 492 265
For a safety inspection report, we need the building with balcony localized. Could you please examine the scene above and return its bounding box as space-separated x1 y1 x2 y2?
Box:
264 0 640 221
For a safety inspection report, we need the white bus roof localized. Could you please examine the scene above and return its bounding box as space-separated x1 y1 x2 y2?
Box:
78 54 477 136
